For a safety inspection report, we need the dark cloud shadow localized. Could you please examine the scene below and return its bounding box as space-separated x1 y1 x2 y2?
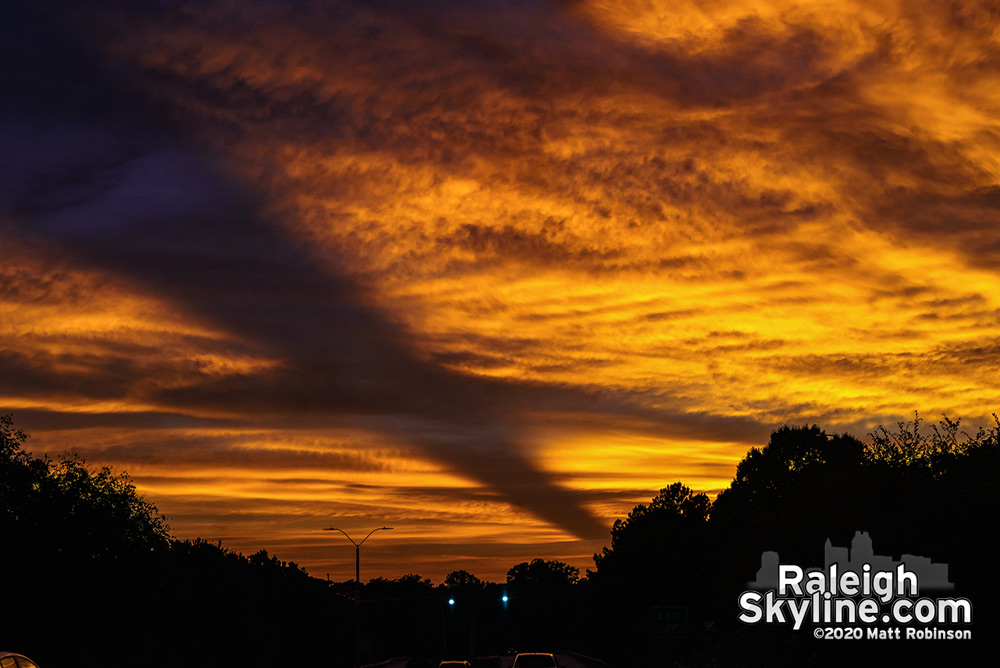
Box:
2 1 794 540
1 3 614 538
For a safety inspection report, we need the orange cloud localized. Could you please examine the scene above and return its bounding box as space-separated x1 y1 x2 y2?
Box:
2 0 998 580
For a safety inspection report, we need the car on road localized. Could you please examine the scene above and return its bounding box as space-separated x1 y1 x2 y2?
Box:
438 662 471 668
0 653 40 668
511 653 558 668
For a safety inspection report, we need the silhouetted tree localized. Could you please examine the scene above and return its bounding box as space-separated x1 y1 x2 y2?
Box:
2 414 175 666
503 559 581 650
0 416 346 668
587 482 712 665
589 418 997 667
444 568 486 593
1 414 170 564
507 558 579 590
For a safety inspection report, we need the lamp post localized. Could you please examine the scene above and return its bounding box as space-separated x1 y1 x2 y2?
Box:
324 526 393 584
324 526 392 668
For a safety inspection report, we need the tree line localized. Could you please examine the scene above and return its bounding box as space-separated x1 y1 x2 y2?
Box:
1 413 996 667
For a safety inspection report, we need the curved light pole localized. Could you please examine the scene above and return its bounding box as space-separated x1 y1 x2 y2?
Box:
324 526 393 584
325 526 392 668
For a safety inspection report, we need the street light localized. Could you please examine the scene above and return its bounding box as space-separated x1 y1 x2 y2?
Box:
325 526 393 668
323 526 393 584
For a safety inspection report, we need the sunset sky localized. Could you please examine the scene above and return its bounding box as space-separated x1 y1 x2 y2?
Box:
2 0 999 582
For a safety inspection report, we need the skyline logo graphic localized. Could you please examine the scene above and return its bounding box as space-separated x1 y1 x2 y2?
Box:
748 530 954 593
738 531 972 640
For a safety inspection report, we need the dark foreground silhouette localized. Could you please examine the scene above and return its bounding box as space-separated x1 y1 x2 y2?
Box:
2 413 995 667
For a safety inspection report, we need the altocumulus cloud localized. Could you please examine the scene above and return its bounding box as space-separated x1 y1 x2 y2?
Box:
3 0 1000 576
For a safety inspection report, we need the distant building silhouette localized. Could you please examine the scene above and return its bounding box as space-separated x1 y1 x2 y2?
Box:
749 531 954 592
749 550 781 590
